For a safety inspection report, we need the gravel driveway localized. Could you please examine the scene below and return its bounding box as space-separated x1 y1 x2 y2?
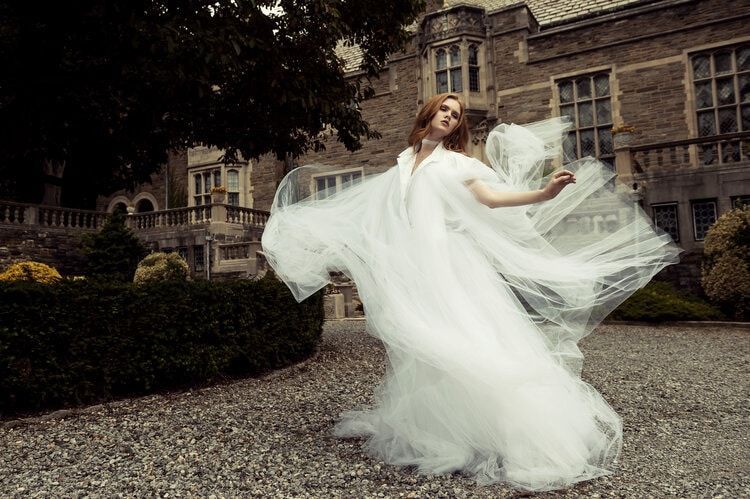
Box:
1 322 748 498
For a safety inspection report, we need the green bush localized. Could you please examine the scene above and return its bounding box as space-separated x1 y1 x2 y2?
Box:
133 252 190 284
0 274 323 417
81 210 148 282
607 281 724 322
701 205 750 321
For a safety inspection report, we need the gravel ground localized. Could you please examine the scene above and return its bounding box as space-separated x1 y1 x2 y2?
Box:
0 321 748 498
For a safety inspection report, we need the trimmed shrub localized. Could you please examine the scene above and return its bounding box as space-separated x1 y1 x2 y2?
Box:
608 281 724 322
81 210 148 282
0 261 61 284
133 252 190 284
701 205 750 321
0 274 324 417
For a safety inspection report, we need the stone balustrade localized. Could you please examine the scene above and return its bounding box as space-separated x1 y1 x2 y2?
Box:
225 205 269 226
127 205 212 230
628 131 750 173
0 200 107 229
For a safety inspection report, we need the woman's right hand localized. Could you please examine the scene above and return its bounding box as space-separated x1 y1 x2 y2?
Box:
542 170 576 200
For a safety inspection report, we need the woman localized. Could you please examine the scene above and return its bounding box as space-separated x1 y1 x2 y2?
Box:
261 93 680 491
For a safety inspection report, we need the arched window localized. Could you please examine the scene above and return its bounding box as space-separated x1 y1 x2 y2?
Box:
434 43 481 94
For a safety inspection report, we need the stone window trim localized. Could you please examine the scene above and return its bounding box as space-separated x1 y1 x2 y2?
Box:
189 163 245 207
423 37 486 102
651 202 680 243
553 70 615 169
310 167 364 200
132 192 159 213
690 198 718 242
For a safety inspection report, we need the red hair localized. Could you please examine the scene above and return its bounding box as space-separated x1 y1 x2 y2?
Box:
408 93 470 153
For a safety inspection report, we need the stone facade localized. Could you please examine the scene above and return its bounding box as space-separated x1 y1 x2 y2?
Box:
97 150 188 213
86 0 750 294
248 0 750 292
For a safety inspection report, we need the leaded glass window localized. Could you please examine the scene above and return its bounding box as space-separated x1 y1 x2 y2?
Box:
468 44 480 92
691 199 717 241
691 45 750 164
558 73 614 169
652 203 680 242
435 47 464 93
434 43 482 94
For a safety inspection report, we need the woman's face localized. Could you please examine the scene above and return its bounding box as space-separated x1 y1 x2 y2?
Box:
426 98 461 140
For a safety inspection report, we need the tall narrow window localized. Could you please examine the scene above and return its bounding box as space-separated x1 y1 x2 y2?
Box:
468 44 480 92
691 45 750 164
194 174 203 205
435 45 464 93
691 199 717 241
227 169 240 206
449 45 462 92
652 203 680 243
558 73 614 169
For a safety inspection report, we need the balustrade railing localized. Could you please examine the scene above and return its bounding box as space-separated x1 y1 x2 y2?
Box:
226 206 269 226
1 199 269 232
0 200 106 229
128 205 212 229
631 131 750 173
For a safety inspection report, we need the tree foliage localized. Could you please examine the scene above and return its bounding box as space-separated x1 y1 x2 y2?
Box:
701 205 750 320
81 211 148 281
0 0 425 206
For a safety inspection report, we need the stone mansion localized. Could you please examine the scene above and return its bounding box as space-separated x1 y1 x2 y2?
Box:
3 0 748 296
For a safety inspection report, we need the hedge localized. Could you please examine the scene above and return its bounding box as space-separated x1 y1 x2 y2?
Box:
607 281 724 322
0 275 323 417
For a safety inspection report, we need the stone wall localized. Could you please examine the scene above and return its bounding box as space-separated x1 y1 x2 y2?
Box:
0 225 91 276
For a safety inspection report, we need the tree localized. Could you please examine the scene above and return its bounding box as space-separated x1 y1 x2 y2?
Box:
81 211 148 282
0 0 425 207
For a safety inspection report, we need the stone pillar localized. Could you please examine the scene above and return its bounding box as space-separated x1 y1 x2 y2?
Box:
337 282 355 318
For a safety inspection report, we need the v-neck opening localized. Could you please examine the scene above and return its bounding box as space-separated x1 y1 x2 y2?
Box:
410 144 440 178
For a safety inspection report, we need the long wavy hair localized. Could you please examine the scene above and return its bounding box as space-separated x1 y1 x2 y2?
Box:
408 93 470 153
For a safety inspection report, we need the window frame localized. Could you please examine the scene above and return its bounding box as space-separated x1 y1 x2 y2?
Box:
556 72 615 169
690 198 718 241
651 202 681 243
310 167 364 200
431 40 483 96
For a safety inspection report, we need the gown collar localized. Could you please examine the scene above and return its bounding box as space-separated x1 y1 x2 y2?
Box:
397 141 447 202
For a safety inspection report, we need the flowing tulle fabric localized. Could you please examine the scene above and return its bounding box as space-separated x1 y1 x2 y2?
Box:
261 118 680 491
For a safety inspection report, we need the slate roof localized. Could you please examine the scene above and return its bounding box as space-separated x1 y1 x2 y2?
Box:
444 0 650 26
338 0 656 72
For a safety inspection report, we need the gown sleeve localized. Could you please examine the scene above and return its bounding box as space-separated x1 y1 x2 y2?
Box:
433 122 681 351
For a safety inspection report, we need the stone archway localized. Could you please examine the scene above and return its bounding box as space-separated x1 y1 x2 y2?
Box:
135 198 154 213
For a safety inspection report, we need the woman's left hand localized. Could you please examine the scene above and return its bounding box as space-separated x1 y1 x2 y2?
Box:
542 170 576 200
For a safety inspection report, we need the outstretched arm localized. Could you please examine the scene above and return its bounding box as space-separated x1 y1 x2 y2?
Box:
466 170 576 208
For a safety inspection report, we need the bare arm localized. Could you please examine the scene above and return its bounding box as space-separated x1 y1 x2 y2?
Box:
466 170 576 209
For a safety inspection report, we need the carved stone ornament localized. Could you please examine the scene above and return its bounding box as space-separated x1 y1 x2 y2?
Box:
422 6 485 44
471 118 497 146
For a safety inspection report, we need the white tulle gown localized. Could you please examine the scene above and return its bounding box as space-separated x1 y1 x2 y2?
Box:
261 118 680 491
